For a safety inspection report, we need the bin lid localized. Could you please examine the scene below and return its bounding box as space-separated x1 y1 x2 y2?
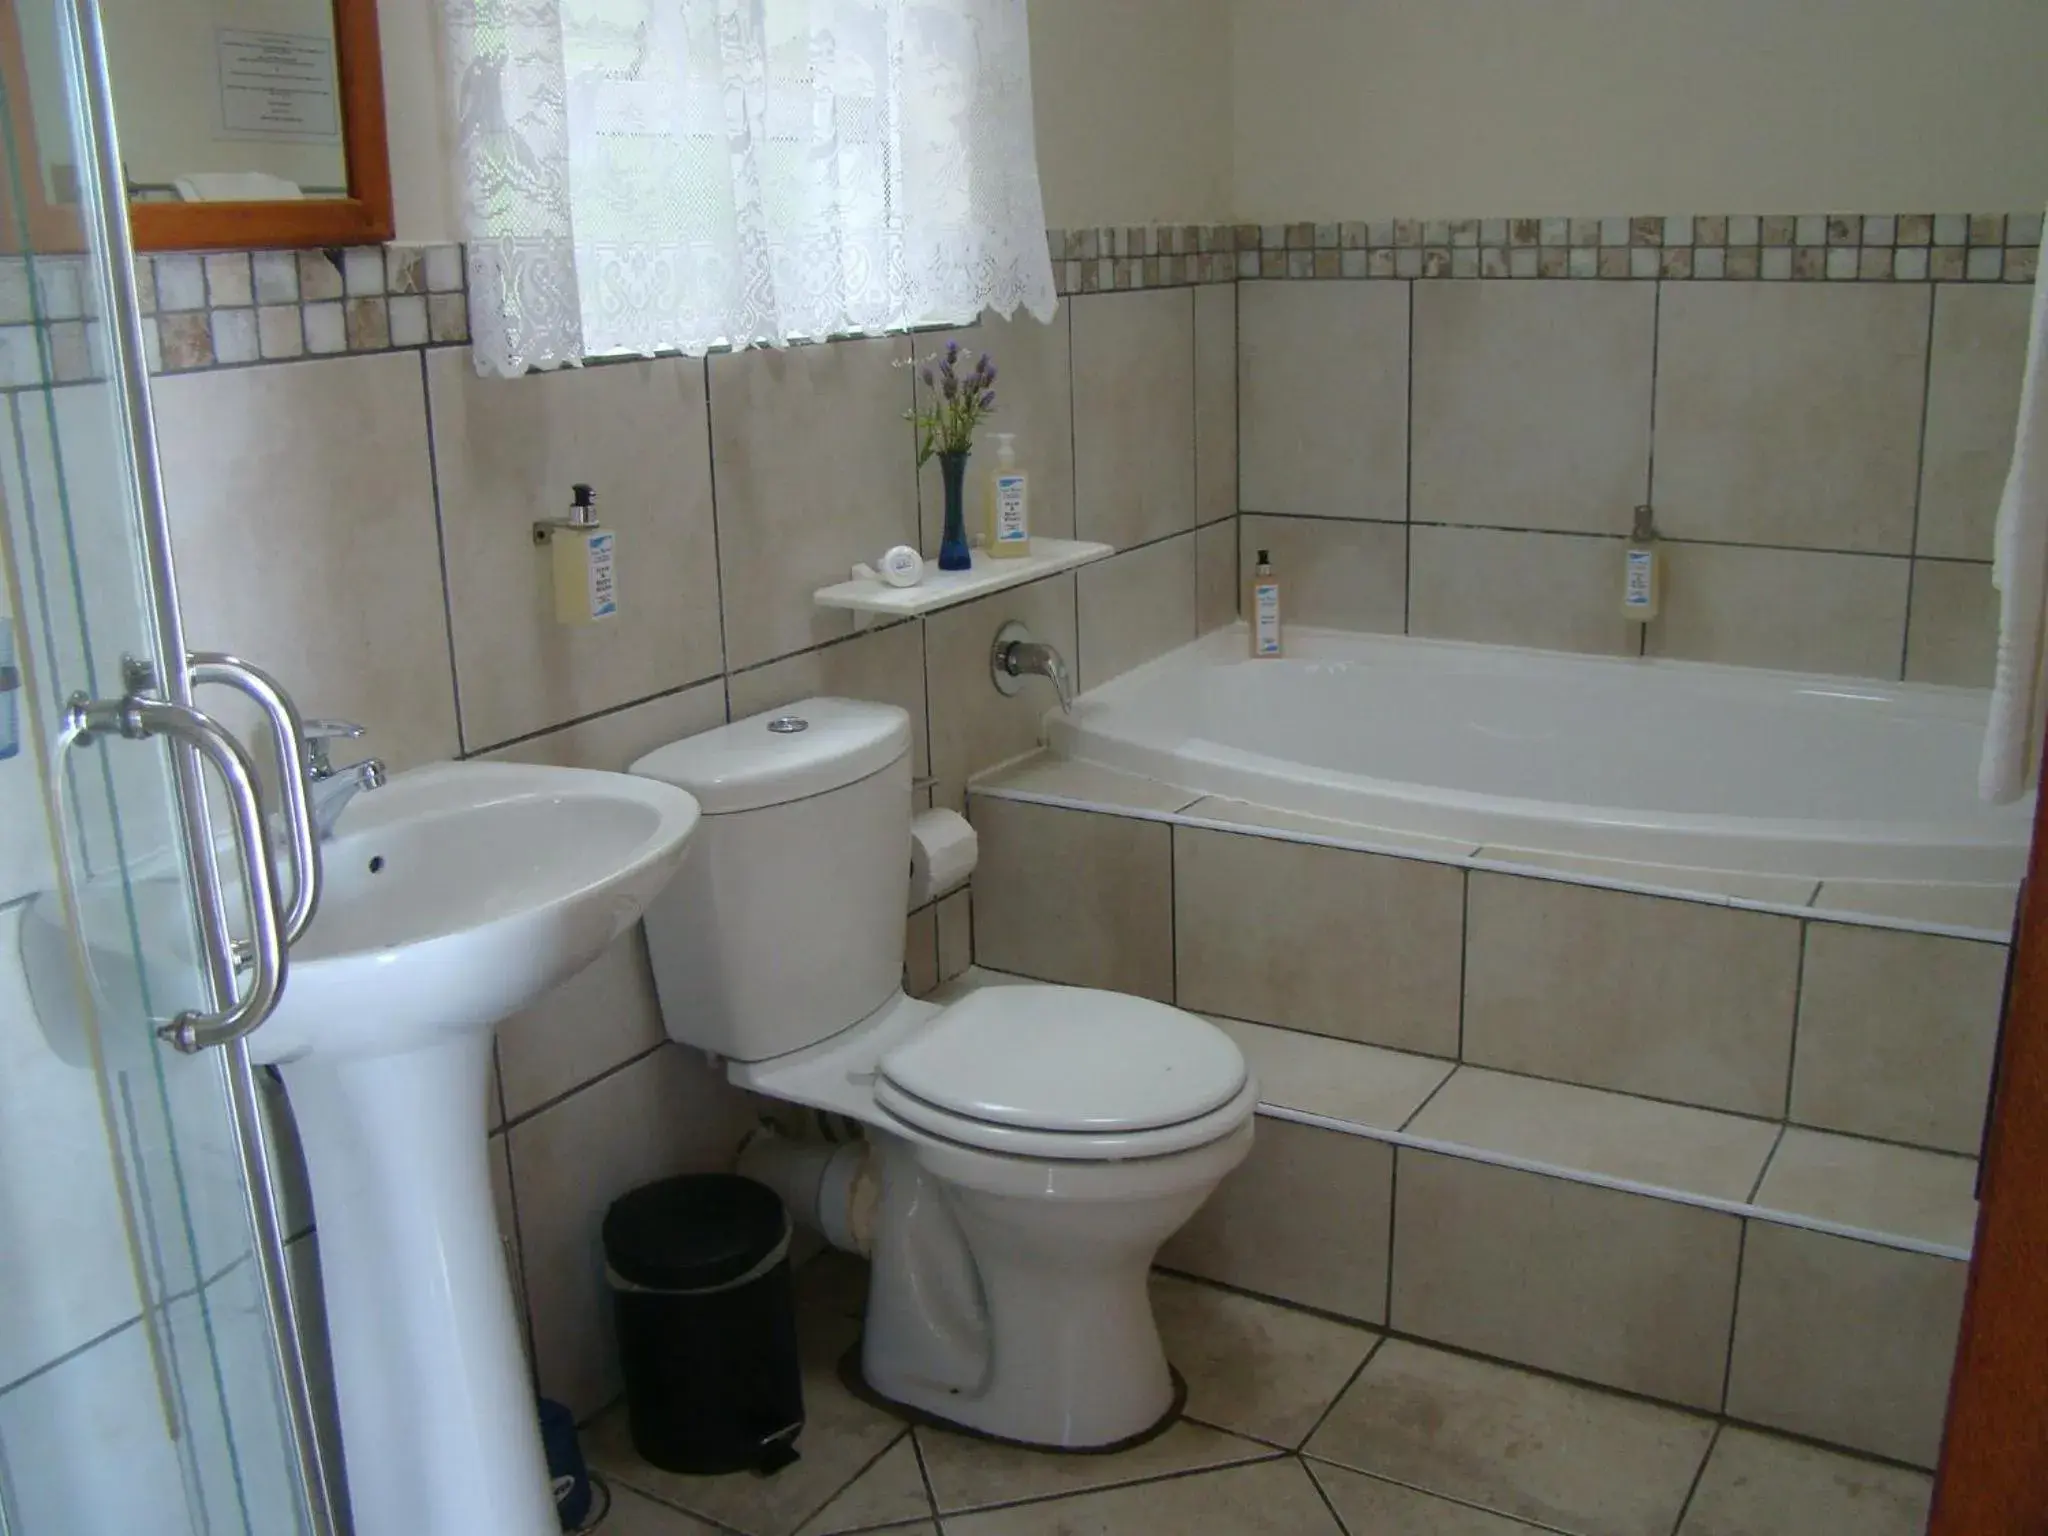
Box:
603 1174 792 1292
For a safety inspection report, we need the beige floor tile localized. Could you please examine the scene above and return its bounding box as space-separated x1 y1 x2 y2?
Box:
1462 872 1801 1117
968 799 1174 999
1160 1119 1392 1323
1151 1274 1378 1447
1311 1463 1551 1534
1478 847 1819 907
602 1485 733 1534
1390 1152 1742 1409
794 1436 931 1535
588 1257 905 1536
1809 879 2017 936
940 1457 1339 1535
1176 826 1465 1055
1186 796 1480 858
1754 1127 1977 1250
1726 1222 1966 1467
1791 922 2006 1154
1678 1425 1933 1536
1306 1338 1716 1536
972 754 1199 814
1406 1067 1780 1201
1205 1016 1453 1130
915 1417 1277 1515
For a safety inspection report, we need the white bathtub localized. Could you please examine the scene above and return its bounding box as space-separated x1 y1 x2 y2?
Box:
1046 627 2034 884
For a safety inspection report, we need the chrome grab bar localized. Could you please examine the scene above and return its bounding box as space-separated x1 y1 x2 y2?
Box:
186 653 322 944
64 691 289 1053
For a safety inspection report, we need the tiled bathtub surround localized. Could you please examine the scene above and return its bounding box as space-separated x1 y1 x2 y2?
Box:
967 758 2007 1466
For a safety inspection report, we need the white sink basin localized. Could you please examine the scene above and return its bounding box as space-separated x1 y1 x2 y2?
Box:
250 760 700 1063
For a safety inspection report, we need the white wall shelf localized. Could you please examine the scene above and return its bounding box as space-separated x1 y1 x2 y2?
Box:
814 539 1114 629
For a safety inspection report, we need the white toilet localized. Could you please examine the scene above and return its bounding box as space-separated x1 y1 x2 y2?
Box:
632 697 1256 1449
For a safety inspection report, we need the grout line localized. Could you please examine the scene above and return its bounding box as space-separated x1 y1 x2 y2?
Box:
1298 1334 1385 1452
1454 867 1470 1060
499 1039 671 1133
1717 1225 1749 1417
1641 278 1664 661
1298 1460 1589 1536
1395 1061 1460 1134
1746 1122 1788 1204
1899 284 1940 683
1383 1145 1399 1325
417 347 468 754
697 355 734 724
791 1429 914 1536
1402 278 1415 636
924 1443 1284 1523
1783 920 1809 1121
909 1424 944 1527
458 668 732 760
1300 1456 1357 1534
1670 1421 1725 1536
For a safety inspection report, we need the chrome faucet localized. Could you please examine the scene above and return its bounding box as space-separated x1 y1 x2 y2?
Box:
991 621 1074 714
303 719 386 840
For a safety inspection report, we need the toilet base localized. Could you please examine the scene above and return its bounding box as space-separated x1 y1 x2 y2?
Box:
839 1346 1189 1454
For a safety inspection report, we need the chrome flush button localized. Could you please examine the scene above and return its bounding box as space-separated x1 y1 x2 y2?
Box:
767 715 809 735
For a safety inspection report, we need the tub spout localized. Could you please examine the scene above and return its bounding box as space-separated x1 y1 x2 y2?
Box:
991 622 1074 714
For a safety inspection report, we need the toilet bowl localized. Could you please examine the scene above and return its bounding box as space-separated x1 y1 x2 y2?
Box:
632 699 1257 1448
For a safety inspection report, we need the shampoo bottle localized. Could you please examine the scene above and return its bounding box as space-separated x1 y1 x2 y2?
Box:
1621 503 1660 623
985 433 1031 558
1249 549 1283 658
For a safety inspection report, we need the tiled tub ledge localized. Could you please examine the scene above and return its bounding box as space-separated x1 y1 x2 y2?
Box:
969 751 2021 942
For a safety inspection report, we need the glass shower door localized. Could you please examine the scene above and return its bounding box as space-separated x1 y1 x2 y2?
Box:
0 1 330 1532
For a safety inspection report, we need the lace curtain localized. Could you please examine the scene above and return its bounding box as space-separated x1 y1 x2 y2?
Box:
442 0 1058 377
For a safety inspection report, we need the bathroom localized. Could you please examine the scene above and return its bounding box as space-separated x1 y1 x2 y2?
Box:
2 0 2046 1531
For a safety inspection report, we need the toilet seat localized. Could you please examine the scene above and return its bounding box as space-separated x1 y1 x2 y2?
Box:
873 984 1254 1161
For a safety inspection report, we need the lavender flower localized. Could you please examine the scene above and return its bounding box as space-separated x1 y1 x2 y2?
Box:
906 336 1002 467
980 391 995 409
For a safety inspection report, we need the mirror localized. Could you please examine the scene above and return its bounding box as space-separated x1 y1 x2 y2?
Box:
0 0 391 251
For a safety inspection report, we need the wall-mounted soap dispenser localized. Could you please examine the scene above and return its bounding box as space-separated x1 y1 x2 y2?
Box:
534 483 617 625
0 619 19 762
1622 504 1661 623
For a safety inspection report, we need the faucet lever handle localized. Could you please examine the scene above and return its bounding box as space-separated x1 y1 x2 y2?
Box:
302 718 368 776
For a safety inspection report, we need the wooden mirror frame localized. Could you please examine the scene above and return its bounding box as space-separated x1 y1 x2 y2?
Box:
0 0 392 254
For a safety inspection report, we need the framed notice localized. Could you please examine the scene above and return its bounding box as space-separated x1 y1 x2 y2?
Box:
216 28 340 141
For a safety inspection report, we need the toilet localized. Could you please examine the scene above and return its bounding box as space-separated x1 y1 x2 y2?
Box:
632 698 1256 1449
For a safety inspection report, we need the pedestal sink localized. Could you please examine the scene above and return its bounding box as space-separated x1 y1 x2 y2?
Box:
248 760 701 1535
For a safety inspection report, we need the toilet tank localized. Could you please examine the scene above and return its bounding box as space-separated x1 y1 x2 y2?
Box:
632 698 913 1062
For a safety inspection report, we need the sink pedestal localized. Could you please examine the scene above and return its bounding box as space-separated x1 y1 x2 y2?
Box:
282 1031 556 1536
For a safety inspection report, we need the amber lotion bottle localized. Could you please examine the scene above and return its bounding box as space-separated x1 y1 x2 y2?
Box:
1249 549 1283 657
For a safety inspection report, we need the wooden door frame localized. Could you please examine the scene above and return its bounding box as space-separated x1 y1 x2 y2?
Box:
1932 733 2048 1529
0 0 390 256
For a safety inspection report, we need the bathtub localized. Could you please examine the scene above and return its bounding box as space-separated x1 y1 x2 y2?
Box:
1045 627 2034 884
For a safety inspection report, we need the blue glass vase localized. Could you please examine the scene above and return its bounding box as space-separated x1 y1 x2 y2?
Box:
938 449 973 571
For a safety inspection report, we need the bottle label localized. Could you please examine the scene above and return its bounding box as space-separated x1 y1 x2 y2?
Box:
1253 580 1282 656
587 531 617 620
993 474 1028 543
1623 548 1653 610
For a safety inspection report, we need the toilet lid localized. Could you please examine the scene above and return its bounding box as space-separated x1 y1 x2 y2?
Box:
877 985 1248 1135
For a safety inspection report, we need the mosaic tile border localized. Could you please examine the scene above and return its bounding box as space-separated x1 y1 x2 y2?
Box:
1046 212 2044 292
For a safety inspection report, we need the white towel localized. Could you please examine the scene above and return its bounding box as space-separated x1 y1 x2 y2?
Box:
1981 209 2048 803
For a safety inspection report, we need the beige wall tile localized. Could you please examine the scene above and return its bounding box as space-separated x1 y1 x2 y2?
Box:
968 799 1172 999
936 888 972 979
924 572 1076 810
1196 517 1238 633
1207 1016 1452 1131
1152 1274 1377 1448
710 335 918 669
1653 285 1930 553
1306 1337 1716 1536
1240 281 1408 521
1070 288 1196 548
916 310 1075 553
1195 284 1238 527
477 679 726 772
1647 543 1910 679
1726 1222 1967 1466
728 620 929 779
1176 826 1464 1056
507 1045 755 1417
155 352 458 772
1160 1118 1392 1323
426 352 722 752
1919 284 2030 560
1463 873 1801 1117
1409 526 1637 655
1678 1426 1932 1536
1754 1128 1977 1251
1391 1152 1741 1410
905 905 939 997
1238 514 1406 634
1906 559 1997 686
1413 281 1653 534
1074 533 1196 691
1407 1067 1780 1201
1791 922 2005 1154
